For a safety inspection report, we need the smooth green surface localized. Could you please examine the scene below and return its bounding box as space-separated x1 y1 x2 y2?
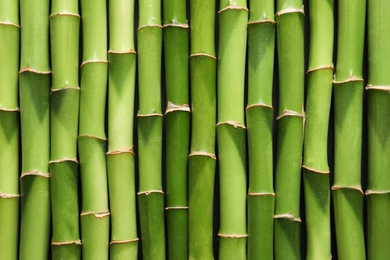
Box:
52 244 81 260
109 0 135 52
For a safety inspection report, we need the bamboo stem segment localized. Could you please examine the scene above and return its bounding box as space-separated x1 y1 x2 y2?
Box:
0 1 20 259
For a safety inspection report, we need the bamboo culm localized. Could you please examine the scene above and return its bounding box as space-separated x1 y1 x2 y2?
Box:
302 0 334 259
366 1 390 259
0 1 20 259
163 0 190 259
79 0 110 258
107 0 139 258
273 0 305 259
246 0 275 259
137 0 165 258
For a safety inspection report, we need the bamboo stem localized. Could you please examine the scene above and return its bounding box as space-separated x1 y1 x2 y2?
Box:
163 0 190 259
79 0 109 258
137 0 165 258
107 0 138 259
217 1 248 258
19 0 51 258
0 1 20 259
274 0 305 259
366 1 390 259
332 0 366 259
246 0 275 259
302 0 334 259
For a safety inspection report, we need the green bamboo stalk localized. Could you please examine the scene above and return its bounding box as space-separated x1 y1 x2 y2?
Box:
0 1 20 259
49 1 81 259
302 0 334 259
217 1 248 259
18 0 51 259
246 0 275 259
274 0 305 259
163 0 190 259
188 0 217 258
366 1 390 259
137 0 165 258
332 0 366 259
107 0 138 259
79 0 109 258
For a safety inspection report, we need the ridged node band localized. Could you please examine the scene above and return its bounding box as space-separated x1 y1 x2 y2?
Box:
110 238 139 244
331 185 364 195
0 192 20 198
274 213 301 222
276 5 305 16
218 233 248 238
165 102 190 114
51 240 82 246
302 165 330 175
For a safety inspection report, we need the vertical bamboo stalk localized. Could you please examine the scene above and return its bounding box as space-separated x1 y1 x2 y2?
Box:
0 1 20 259
246 0 275 259
332 0 366 259
188 0 217 259
163 0 190 259
137 0 165 258
217 1 248 259
107 0 139 259
49 1 81 259
18 0 51 259
302 0 334 259
274 0 305 259
366 1 390 259
79 0 110 258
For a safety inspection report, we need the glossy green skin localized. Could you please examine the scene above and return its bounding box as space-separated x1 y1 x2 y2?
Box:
246 0 275 258
0 1 19 259
367 1 390 259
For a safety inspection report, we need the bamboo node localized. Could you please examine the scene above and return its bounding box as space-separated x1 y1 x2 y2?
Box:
189 151 217 160
108 49 137 54
78 134 107 141
20 171 50 178
137 190 164 196
80 60 108 67
49 158 79 164
218 5 249 14
19 67 51 74
49 12 80 18
137 112 163 117
189 53 217 60
365 190 390 195
165 206 189 210
163 23 189 29
333 75 364 84
0 106 19 112
165 102 191 114
276 110 305 120
80 211 110 218
218 233 248 238
0 21 20 28
365 84 390 91
110 238 139 244
274 213 302 222
0 192 20 199
302 165 330 174
51 240 82 246
107 146 135 155
248 19 276 25
246 103 274 110
248 192 275 197
216 120 246 129
306 65 334 74
51 86 80 93
137 24 163 30
331 185 364 195
276 5 305 16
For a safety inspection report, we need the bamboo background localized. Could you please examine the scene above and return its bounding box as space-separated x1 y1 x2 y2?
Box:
0 0 379 259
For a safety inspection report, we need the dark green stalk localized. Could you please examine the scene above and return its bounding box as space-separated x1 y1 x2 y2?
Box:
246 0 275 259
217 1 248 259
302 0 334 259
274 0 305 259
332 0 366 259
163 0 190 259
137 0 165 258
188 0 217 259
49 1 81 259
0 1 20 259
79 0 109 258
19 0 51 259
366 1 390 259
107 0 138 259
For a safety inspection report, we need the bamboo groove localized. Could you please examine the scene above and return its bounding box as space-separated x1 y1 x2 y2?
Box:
246 0 275 259
107 0 139 258
0 0 20 259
